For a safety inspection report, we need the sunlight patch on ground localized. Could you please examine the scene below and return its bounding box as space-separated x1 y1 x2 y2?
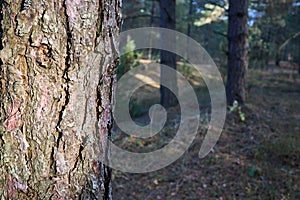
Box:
132 73 160 88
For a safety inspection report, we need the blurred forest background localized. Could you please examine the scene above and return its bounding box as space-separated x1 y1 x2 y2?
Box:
112 0 300 199
120 0 300 71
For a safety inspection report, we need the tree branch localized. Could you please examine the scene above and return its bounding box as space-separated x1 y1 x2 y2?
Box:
279 31 300 51
123 14 160 21
213 30 227 37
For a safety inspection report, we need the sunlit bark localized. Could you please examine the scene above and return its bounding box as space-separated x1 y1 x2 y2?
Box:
0 0 121 199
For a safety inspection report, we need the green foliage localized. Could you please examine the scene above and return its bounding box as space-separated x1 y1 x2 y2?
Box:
121 0 160 31
177 61 195 79
280 167 294 175
228 100 246 122
122 0 300 71
129 97 144 118
265 135 300 159
194 2 227 26
249 165 262 177
249 1 300 69
117 38 142 79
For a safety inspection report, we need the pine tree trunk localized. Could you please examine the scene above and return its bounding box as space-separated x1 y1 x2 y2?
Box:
159 0 177 108
298 41 300 74
226 0 249 105
0 0 121 199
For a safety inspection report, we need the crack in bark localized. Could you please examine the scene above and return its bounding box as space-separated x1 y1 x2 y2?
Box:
81 97 88 131
68 135 89 183
55 0 72 150
49 146 56 174
46 6 73 196
101 162 112 200
48 0 74 185
96 57 105 118
94 0 104 48
95 78 112 199
68 144 84 184
103 109 113 200
96 60 116 200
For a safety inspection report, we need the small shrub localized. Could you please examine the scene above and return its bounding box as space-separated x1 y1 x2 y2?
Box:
117 38 142 79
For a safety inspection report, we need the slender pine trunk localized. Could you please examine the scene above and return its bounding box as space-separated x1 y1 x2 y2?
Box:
159 0 177 108
226 0 249 105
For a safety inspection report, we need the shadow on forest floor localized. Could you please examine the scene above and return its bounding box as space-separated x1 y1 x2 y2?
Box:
112 65 300 200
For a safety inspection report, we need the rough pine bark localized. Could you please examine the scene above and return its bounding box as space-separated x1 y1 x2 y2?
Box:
0 0 121 199
159 0 177 108
226 0 249 105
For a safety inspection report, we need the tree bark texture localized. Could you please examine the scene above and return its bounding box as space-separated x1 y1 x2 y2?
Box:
159 0 177 108
0 0 121 199
226 0 249 105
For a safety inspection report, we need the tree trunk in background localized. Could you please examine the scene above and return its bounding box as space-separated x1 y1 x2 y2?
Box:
0 0 121 199
298 40 300 74
187 0 193 38
160 0 178 108
226 0 249 105
148 0 155 60
186 0 193 60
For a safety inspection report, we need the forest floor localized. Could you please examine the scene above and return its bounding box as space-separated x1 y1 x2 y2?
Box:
112 65 300 200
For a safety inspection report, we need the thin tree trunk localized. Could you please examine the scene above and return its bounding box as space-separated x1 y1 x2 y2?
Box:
148 0 155 60
160 0 177 108
186 0 193 60
187 0 193 38
0 0 121 199
298 39 300 74
226 0 249 105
